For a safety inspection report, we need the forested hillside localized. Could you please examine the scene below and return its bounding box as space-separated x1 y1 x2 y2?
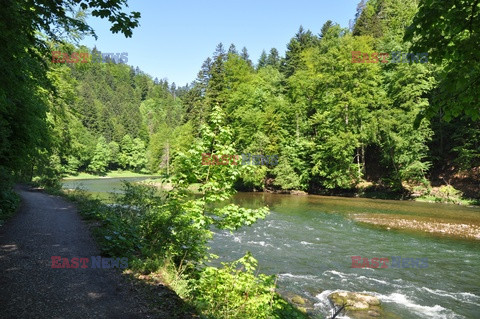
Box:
39 0 479 199
1 0 479 221
1 0 479 317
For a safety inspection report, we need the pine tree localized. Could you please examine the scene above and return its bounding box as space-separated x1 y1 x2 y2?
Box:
240 47 251 64
266 48 281 69
320 20 334 38
282 26 319 77
206 44 227 106
228 43 238 55
257 50 267 70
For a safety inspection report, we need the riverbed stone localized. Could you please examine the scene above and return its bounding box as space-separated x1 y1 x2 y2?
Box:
329 291 381 311
291 295 306 305
297 306 307 314
368 310 381 317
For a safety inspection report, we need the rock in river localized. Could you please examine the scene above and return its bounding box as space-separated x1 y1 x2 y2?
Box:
329 291 383 318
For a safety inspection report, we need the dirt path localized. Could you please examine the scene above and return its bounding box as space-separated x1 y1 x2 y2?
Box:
0 185 157 318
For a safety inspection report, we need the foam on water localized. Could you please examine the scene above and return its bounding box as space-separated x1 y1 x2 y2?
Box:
357 275 390 285
313 290 353 319
247 240 273 247
315 290 463 319
278 273 321 281
323 270 347 278
419 287 480 306
300 241 315 246
375 292 463 319
323 270 405 288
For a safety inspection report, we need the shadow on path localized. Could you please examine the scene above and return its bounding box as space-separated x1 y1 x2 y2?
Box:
0 185 195 319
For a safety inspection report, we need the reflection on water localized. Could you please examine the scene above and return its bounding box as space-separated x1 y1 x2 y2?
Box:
62 176 159 202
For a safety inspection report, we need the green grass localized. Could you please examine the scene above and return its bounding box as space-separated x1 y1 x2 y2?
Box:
140 179 203 193
63 170 152 180
415 195 480 206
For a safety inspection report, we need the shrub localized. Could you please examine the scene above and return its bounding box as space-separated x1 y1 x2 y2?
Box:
190 252 276 319
0 187 20 226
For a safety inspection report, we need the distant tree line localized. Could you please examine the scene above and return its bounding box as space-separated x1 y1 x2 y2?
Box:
1 0 479 195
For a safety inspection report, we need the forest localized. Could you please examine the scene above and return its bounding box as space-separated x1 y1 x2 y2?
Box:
1 0 479 318
1 0 479 217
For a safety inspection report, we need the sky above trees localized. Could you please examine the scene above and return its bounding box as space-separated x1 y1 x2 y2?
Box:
81 0 359 86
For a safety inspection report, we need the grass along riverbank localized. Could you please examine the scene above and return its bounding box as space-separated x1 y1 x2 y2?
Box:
63 170 155 180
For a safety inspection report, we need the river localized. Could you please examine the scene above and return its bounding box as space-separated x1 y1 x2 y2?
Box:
62 177 480 319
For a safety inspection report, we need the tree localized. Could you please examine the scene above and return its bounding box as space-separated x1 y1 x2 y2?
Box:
240 47 252 66
205 44 228 107
273 155 302 190
228 43 238 55
257 50 268 69
119 134 134 169
320 20 334 38
168 105 269 262
289 34 385 188
170 82 177 100
108 141 120 169
196 57 212 95
352 0 383 37
354 0 367 22
282 26 319 77
0 0 140 199
88 137 111 175
130 138 148 172
404 0 480 121
266 48 281 69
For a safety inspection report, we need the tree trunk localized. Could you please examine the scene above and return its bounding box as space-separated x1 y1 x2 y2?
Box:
345 104 349 125
361 143 366 175
166 141 170 176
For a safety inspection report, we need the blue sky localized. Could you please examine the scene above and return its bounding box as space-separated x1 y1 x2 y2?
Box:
81 0 359 86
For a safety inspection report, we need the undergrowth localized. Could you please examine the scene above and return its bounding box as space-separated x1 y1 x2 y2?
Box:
63 184 308 319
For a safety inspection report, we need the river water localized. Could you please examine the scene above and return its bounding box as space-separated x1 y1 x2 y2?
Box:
62 178 480 319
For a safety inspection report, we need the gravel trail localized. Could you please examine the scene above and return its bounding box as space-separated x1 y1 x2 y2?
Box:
0 185 154 319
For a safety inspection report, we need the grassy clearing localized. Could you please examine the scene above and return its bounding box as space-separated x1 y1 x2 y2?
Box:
63 170 153 180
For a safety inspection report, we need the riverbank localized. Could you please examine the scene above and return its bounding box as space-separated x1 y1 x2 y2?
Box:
58 186 309 319
58 178 480 317
137 178 480 241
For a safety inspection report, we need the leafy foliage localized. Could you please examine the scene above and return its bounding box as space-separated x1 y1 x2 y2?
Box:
404 0 480 121
191 252 277 319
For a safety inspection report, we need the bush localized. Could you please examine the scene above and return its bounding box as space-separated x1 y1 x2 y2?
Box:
64 180 307 319
67 188 144 258
190 252 307 319
0 166 20 226
0 187 20 226
433 185 463 204
191 252 276 319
